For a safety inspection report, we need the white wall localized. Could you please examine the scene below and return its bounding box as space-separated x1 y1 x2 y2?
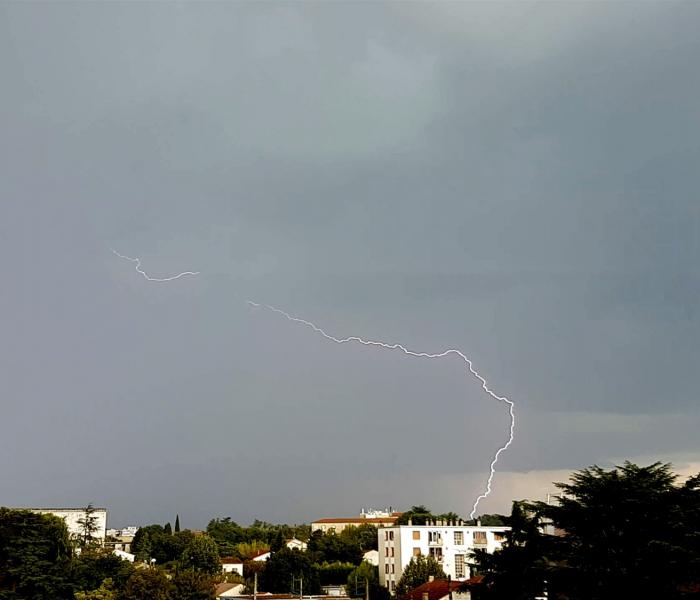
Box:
222 562 244 575
31 508 108 543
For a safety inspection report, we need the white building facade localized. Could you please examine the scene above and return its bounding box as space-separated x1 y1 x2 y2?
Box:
378 523 509 593
30 508 108 544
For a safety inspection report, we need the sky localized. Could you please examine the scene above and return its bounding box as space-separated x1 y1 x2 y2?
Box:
1 1 699 529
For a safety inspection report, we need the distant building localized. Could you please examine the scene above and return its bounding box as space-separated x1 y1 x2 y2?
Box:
312 509 402 534
221 558 244 575
250 549 271 562
363 549 379 566
114 549 136 562
378 521 508 593
28 507 108 544
286 537 308 551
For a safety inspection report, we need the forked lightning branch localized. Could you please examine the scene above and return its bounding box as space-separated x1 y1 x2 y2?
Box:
113 250 515 518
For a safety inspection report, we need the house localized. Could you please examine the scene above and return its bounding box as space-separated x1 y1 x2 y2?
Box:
396 577 483 600
27 507 108 544
216 583 246 599
113 549 135 562
286 537 308 551
221 557 244 575
378 521 508 593
250 549 271 562
363 549 379 566
312 509 402 534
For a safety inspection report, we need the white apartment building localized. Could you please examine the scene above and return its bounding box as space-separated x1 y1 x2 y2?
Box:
378 522 509 594
29 507 108 544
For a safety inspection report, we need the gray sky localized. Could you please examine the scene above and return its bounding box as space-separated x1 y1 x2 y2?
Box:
1 1 698 529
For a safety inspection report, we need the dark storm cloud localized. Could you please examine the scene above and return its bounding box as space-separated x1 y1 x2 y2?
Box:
1 2 698 526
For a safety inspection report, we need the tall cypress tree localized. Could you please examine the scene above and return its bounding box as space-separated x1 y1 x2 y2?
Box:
174 514 180 533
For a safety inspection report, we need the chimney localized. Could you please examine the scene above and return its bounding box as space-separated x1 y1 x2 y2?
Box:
423 593 429 600
477 519 482 527
428 576 435 583
408 518 412 526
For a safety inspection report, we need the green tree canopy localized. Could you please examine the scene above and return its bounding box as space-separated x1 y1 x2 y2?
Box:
0 507 75 599
472 462 700 600
346 561 390 600
394 555 446 597
70 546 135 593
117 569 171 600
171 571 216 600
260 547 320 594
180 536 221 575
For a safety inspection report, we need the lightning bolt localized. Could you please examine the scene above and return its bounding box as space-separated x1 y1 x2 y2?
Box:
247 301 515 519
111 249 199 282
110 246 514 517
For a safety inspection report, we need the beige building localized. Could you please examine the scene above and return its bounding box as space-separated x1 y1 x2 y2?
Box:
312 509 401 534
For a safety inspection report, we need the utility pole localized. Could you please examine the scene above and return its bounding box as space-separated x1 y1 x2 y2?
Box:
254 572 258 600
292 575 303 600
365 578 369 600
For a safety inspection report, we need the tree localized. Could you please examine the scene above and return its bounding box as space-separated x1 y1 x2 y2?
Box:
270 529 285 553
0 507 75 599
260 547 321 594
307 530 363 565
346 561 390 600
340 524 379 553
171 571 216 600
75 578 117 600
538 462 700 600
70 546 135 593
175 515 181 533
180 536 221 575
472 462 700 600
118 569 171 600
394 555 445 597
466 514 507 526
164 522 173 535
132 525 164 561
206 518 244 557
77 504 101 549
469 501 547 600
396 506 433 526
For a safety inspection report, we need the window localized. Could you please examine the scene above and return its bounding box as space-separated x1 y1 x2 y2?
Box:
389 531 394 541
429 547 443 562
474 531 487 545
412 530 421 540
455 554 465 578
391 564 395 574
385 547 389 556
454 531 464 545
428 531 442 544
385 531 389 541
391 581 396 592
385 564 390 574
413 547 421 557
391 547 395 557
494 533 505 542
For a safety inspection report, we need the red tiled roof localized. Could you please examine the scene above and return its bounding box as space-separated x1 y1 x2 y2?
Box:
397 579 462 600
313 517 399 524
220 557 243 564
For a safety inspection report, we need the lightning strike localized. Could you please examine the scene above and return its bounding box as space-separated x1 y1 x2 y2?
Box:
111 249 199 282
247 301 515 519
